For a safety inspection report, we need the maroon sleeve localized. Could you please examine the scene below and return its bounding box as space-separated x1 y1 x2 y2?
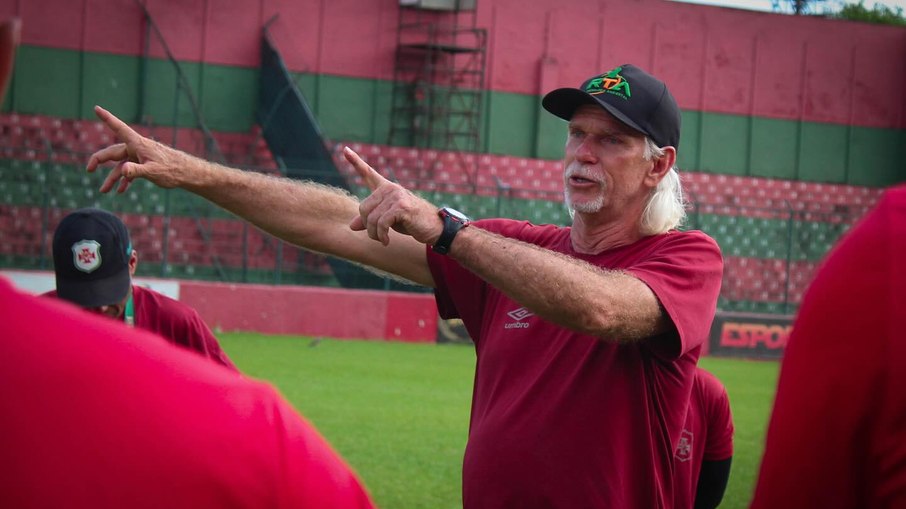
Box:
137 288 239 372
427 247 483 322
700 371 734 461
751 186 906 509
183 310 239 372
627 231 723 359
427 219 530 345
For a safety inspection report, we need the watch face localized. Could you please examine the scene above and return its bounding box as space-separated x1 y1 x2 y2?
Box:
443 207 470 222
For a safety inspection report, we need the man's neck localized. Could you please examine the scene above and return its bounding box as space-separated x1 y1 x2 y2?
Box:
570 213 645 254
123 286 135 327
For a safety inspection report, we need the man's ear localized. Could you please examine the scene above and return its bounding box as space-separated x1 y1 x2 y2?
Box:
129 250 138 276
645 146 676 188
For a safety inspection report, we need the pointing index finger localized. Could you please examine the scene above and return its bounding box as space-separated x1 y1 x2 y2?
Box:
343 146 388 191
94 105 140 144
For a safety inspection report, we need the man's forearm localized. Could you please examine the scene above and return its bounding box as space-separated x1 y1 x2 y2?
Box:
174 154 433 286
447 226 668 340
180 156 356 248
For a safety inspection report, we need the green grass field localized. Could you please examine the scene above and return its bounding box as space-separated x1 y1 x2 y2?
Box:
219 333 779 509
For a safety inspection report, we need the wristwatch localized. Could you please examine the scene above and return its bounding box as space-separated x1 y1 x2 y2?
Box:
432 207 471 255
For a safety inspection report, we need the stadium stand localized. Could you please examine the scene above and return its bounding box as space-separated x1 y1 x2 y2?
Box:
0 112 276 169
0 113 882 314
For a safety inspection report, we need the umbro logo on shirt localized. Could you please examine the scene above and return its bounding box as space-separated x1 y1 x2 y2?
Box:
504 307 534 329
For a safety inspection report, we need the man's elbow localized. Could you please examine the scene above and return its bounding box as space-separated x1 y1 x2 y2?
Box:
585 308 669 343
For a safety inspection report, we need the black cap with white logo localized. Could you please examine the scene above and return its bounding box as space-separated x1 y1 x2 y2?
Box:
542 64 681 150
52 208 132 308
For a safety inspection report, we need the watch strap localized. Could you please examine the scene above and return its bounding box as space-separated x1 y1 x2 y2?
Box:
432 208 470 255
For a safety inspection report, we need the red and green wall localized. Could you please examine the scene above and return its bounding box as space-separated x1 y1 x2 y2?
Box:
4 0 904 186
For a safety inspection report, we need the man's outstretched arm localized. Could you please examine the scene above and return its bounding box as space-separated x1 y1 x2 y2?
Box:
86 106 433 287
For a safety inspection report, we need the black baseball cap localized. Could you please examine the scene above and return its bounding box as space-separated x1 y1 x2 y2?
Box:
542 64 681 150
52 208 132 308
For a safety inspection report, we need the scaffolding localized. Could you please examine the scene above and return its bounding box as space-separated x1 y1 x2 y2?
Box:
389 0 487 161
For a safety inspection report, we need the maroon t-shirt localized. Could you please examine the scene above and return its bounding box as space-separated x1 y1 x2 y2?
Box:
46 285 236 371
1 278 376 509
673 368 734 509
427 219 723 509
751 185 906 509
130 285 237 371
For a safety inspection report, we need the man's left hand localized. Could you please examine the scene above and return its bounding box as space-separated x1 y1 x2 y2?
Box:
344 147 443 247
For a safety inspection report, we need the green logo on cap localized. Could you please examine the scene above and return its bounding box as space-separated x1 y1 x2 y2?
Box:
585 67 631 100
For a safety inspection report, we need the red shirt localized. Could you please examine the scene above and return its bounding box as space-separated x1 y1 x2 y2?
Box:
1 278 376 509
751 185 906 509
45 285 237 371
427 219 723 509
673 368 734 509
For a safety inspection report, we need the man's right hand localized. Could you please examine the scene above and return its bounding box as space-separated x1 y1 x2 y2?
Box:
87 105 194 194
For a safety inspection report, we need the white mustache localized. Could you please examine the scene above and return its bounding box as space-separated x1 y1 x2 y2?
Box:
565 163 603 183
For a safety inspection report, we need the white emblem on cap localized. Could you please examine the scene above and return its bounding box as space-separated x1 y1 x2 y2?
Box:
72 240 102 273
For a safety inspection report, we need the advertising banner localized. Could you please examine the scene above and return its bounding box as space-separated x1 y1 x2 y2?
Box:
709 311 794 359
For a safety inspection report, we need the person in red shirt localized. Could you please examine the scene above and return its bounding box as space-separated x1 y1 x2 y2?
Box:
0 277 376 509
750 185 906 509
86 63 723 508
46 208 237 371
674 367 734 509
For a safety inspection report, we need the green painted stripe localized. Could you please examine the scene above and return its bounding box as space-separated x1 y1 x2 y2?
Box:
12 46 82 118
7 46 904 187
9 46 257 133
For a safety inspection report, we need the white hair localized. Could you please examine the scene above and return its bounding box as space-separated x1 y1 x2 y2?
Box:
640 138 686 235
